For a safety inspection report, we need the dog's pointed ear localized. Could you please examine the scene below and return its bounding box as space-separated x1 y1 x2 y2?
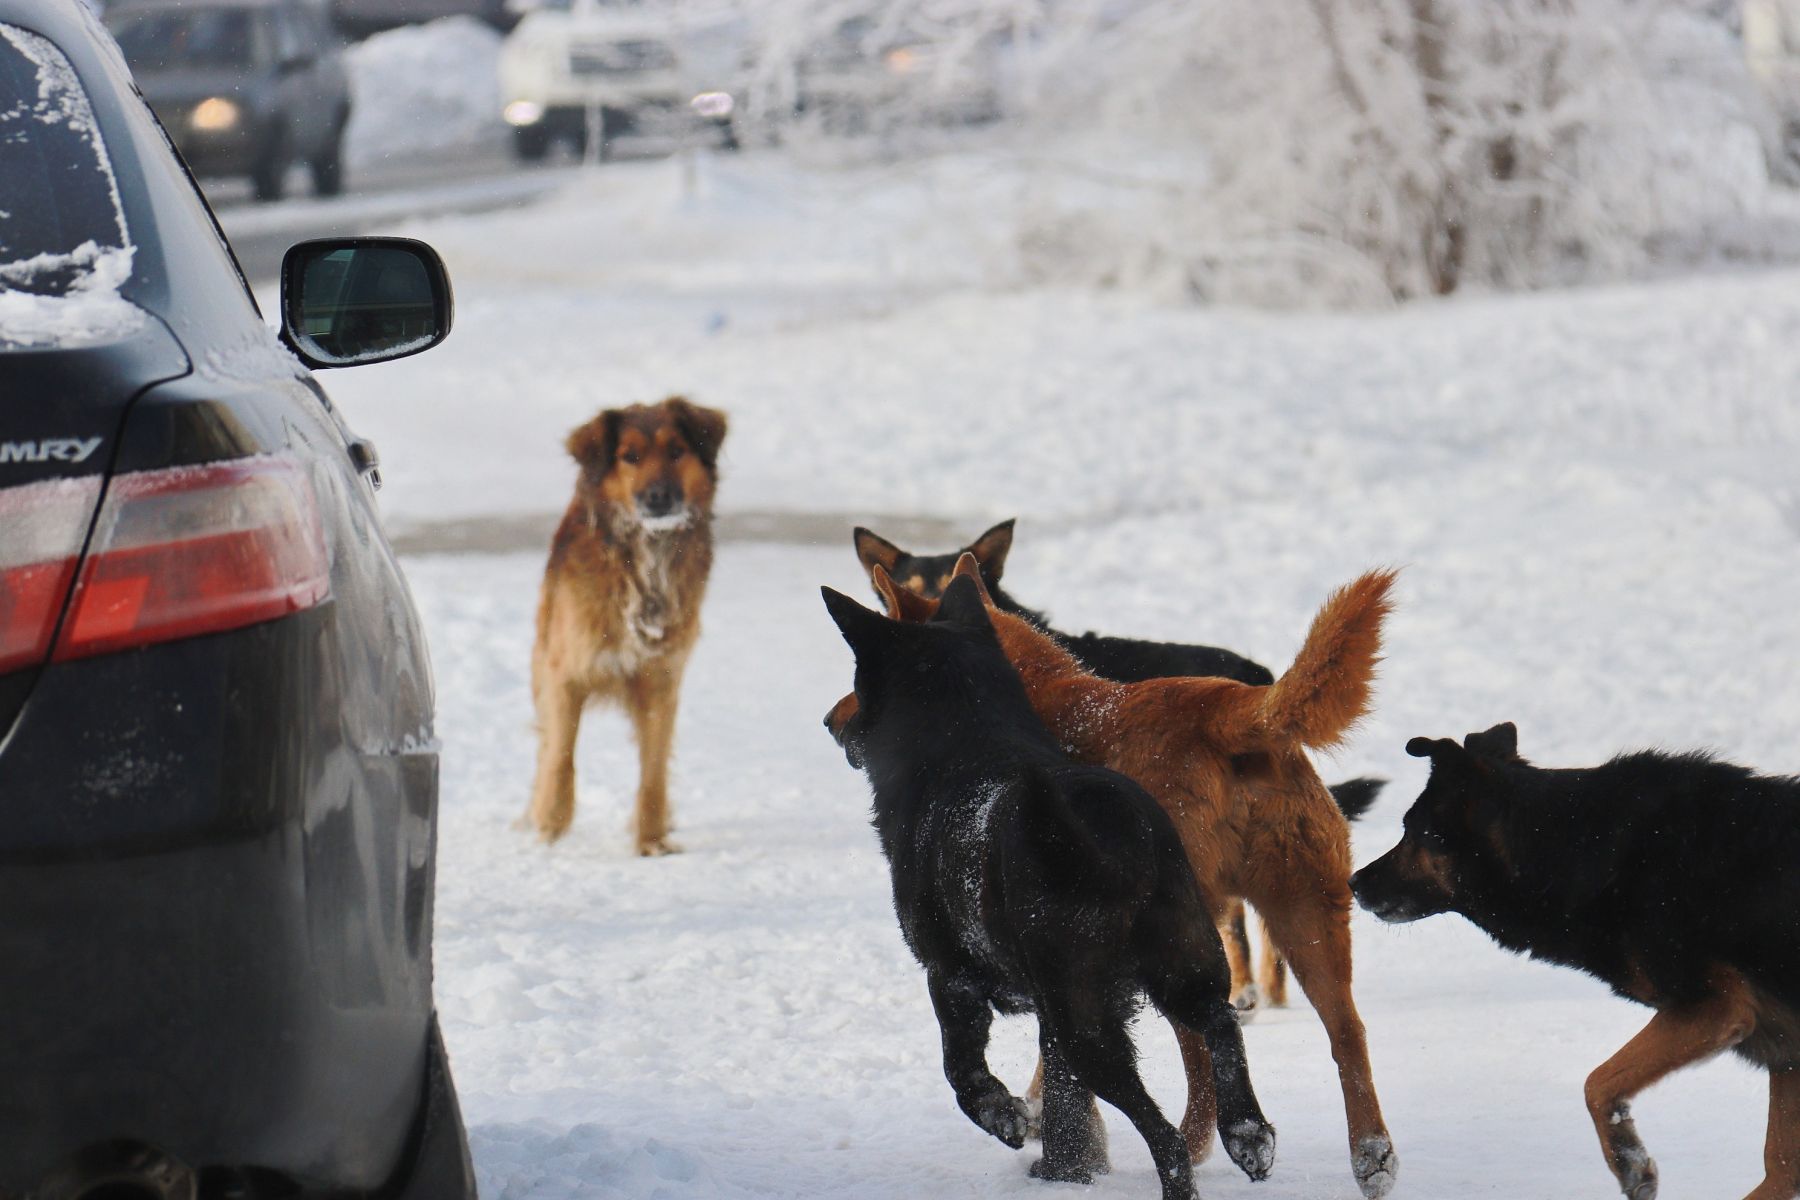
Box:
853 527 904 579
874 564 937 623
665 396 728 471
1406 736 1466 764
822 586 893 652
566 409 621 474
951 553 998 608
871 565 905 619
936 574 995 632
965 519 1015 580
1464 722 1520 761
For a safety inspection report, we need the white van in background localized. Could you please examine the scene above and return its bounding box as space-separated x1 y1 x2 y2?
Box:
497 0 743 160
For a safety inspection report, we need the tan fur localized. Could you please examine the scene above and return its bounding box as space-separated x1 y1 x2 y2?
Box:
845 558 1398 1187
525 397 727 855
1582 968 1800 1200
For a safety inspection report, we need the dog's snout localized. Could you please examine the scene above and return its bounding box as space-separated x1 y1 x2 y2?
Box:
638 479 683 517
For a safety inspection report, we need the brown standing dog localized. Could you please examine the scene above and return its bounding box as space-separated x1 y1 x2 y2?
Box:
524 396 727 855
834 556 1400 1198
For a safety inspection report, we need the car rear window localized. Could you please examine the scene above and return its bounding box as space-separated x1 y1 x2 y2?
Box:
109 8 259 73
0 22 140 347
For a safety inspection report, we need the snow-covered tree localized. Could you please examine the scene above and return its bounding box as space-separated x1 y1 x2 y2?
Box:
1008 0 1773 305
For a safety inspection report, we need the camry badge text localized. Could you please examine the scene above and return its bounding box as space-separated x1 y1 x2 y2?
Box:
0 438 105 465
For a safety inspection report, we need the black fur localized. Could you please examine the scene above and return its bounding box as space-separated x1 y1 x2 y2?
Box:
822 577 1276 1200
853 523 1387 820
1352 722 1800 1068
1326 776 1386 823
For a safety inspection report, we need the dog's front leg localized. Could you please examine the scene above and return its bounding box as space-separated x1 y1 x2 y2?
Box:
526 679 585 842
927 971 1028 1149
626 659 686 856
1583 989 1755 1200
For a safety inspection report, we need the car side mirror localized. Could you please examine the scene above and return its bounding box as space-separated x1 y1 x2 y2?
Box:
280 237 453 370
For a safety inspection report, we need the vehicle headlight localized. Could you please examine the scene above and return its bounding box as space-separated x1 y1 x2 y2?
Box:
189 96 241 132
503 99 545 127
690 91 733 119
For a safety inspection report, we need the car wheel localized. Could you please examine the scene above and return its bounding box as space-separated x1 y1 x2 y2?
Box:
512 122 551 162
251 124 290 202
311 110 347 197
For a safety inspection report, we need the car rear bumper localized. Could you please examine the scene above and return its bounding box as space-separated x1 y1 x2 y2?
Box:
0 609 466 1196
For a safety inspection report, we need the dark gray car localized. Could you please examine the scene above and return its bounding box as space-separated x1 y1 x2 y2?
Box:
106 0 350 201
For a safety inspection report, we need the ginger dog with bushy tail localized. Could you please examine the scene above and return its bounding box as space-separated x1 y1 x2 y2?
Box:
846 560 1400 1198
1218 568 1394 754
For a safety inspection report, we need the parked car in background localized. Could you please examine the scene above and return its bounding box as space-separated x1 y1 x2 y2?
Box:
0 1 474 1194
105 0 350 200
498 1 742 160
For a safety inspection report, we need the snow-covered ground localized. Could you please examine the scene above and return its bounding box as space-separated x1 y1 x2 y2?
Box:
328 152 1800 1198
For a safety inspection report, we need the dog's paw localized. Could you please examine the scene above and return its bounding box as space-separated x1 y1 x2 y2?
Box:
1029 1157 1095 1185
1615 1146 1658 1200
637 837 682 857
1230 983 1262 1019
1352 1135 1398 1199
1022 1091 1044 1142
970 1092 1030 1149
532 820 571 845
1223 1118 1276 1182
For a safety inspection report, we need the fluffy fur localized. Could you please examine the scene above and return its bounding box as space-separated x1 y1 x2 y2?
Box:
524 396 727 854
853 519 1387 1010
1353 723 1800 1200
821 578 1277 1200
835 557 1400 1197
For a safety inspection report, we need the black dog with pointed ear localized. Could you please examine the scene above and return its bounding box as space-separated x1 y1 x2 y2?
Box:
821 577 1276 1200
1354 722 1800 1200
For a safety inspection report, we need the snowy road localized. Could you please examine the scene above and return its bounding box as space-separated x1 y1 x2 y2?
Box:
320 151 1800 1199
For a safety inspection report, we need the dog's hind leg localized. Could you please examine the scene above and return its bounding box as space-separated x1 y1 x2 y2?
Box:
1038 998 1200 1200
1171 1024 1217 1163
1220 901 1260 1014
926 972 1029 1149
1584 983 1756 1200
1256 922 1289 1008
1747 1067 1800 1200
526 679 586 842
625 658 686 856
1261 897 1396 1199
1030 1028 1111 1184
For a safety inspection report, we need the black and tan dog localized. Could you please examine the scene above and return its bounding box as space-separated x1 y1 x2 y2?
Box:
822 577 1276 1200
1354 723 1800 1200
853 519 1385 1011
524 396 727 854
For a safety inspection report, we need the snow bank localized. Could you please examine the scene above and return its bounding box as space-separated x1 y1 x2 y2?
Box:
343 17 508 172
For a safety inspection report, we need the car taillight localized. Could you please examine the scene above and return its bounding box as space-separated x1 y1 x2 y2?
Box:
0 477 103 675
52 455 330 662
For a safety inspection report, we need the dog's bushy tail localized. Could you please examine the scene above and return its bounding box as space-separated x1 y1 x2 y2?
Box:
1252 569 1397 753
